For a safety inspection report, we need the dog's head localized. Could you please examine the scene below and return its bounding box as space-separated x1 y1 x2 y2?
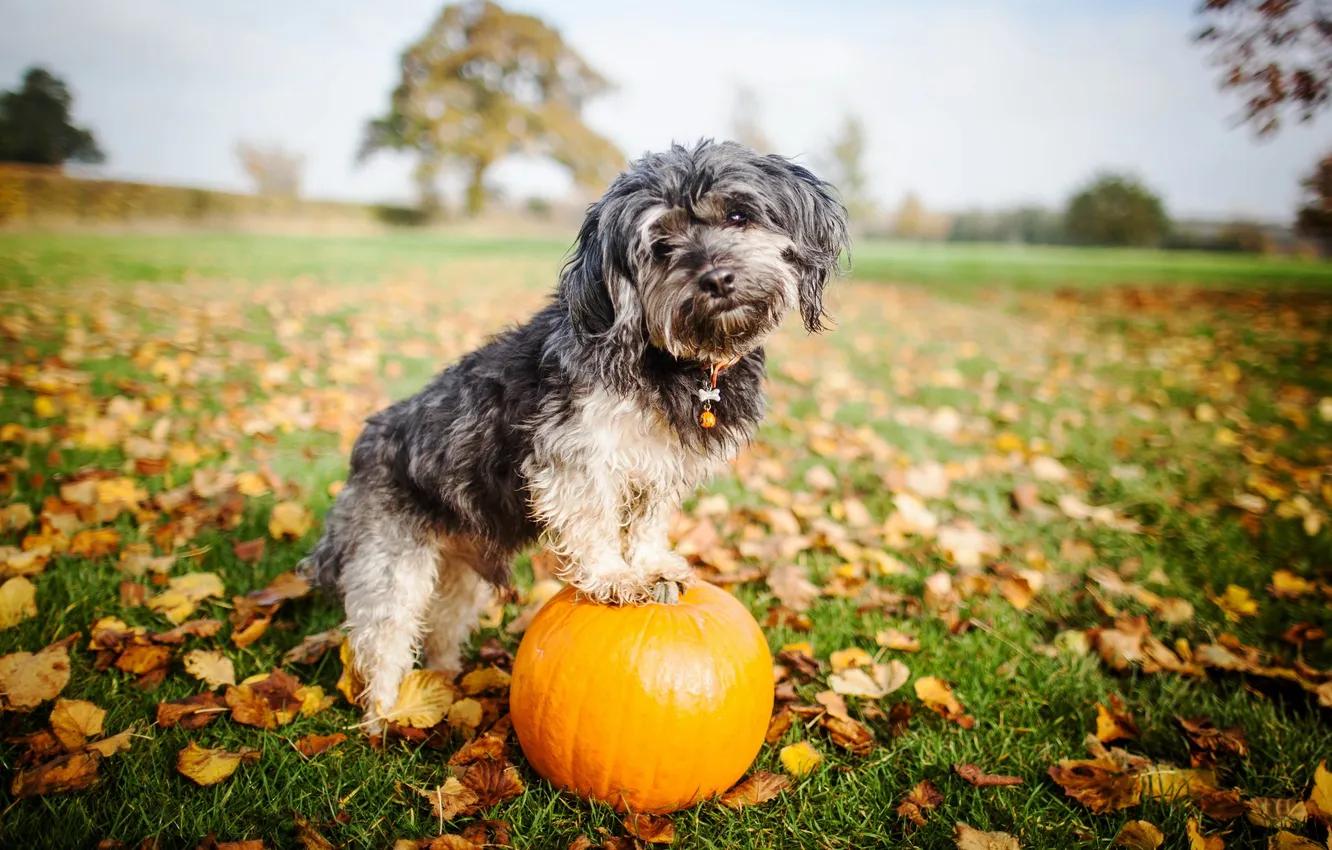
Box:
559 140 850 361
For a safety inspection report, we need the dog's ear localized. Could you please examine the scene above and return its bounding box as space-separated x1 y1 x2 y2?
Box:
559 201 616 338
768 158 850 333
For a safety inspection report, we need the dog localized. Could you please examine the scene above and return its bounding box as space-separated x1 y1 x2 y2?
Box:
307 139 849 729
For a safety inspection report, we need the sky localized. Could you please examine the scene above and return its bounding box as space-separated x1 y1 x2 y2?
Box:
1 0 1326 221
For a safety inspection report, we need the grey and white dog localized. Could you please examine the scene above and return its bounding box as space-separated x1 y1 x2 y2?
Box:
308 139 849 729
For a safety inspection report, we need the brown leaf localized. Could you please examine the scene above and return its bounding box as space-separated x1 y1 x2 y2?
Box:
153 619 224 644
1095 695 1139 743
1177 716 1249 768
897 779 944 826
231 538 265 563
1199 789 1246 820
1112 820 1163 849
225 669 306 728
283 629 344 666
1244 797 1308 829
1267 831 1323 849
460 820 511 847
85 727 134 758
0 637 74 710
244 571 310 606
953 763 1022 787
293 813 335 850
448 733 506 767
230 617 271 650
767 562 819 611
461 760 525 808
1047 759 1140 814
822 713 874 756
954 822 1020 849
718 771 790 810
623 813 674 844
419 777 480 821
10 750 101 796
765 708 793 743
156 692 228 729
915 677 975 728
294 733 346 758
115 643 172 675
69 528 121 558
119 580 147 608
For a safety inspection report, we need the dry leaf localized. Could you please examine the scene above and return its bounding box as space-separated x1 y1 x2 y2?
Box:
767 562 819 612
779 740 822 777
115 643 172 675
157 692 228 729
829 647 873 673
10 751 101 796
177 741 259 786
447 698 483 730
1309 760 1332 824
718 771 790 809
294 733 346 758
0 576 38 629
1112 820 1163 849
69 528 121 558
337 639 362 706
419 777 480 821
765 709 793 744
269 502 313 540
49 699 105 750
1209 584 1258 622
829 660 910 699
1187 817 1225 850
875 628 921 652
915 677 974 728
953 763 1022 787
459 666 510 696
1095 695 1139 743
1047 759 1140 814
1177 716 1249 768
1245 797 1308 829
460 760 525 807
85 727 134 758
1136 767 1219 802
147 572 225 624
897 779 944 826
184 650 236 688
1199 789 1246 820
1268 831 1322 849
0 638 73 710
954 823 1020 850
231 538 265 564
283 629 344 666
623 813 674 844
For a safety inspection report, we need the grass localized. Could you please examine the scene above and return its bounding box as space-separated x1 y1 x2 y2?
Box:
0 233 1330 849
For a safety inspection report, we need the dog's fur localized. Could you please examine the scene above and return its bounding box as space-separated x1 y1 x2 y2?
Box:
308 140 849 728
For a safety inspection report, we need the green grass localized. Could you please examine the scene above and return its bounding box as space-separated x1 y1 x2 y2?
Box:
0 233 1330 849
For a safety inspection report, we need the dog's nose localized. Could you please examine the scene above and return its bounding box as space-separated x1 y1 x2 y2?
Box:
698 267 737 298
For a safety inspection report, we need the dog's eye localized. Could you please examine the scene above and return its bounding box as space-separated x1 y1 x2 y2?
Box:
651 240 674 260
726 209 749 225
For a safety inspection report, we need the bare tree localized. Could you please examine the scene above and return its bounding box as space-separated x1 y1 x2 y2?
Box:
819 114 875 225
236 141 304 197
1197 0 1332 134
729 85 773 153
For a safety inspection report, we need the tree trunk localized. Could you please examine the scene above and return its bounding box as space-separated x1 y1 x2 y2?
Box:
465 158 492 217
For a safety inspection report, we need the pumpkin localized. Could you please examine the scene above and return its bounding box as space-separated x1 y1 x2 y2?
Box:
509 580 773 813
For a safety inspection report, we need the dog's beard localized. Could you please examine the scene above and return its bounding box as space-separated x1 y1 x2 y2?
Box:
637 233 800 361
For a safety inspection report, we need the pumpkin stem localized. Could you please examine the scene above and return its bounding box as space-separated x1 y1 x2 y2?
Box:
651 579 682 605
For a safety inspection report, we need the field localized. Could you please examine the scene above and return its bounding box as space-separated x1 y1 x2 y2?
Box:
0 231 1330 849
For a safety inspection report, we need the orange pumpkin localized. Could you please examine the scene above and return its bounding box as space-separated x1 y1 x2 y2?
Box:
509 580 773 813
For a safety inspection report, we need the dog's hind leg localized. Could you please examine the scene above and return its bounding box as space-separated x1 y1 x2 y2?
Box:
340 529 439 732
421 535 499 674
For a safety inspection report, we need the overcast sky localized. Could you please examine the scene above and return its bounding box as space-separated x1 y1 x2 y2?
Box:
2 0 1325 220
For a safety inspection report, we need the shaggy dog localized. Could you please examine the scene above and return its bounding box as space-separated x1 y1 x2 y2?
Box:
307 139 849 728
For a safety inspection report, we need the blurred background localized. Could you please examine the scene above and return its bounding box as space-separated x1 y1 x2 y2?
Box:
1 0 1330 254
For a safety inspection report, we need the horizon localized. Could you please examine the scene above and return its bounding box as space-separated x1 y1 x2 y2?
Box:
2 0 1326 222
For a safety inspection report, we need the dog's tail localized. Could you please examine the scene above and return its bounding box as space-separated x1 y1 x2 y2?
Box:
299 497 349 597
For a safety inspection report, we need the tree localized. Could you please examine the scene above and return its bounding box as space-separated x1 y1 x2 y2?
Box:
0 67 103 166
1196 0 1332 135
236 142 304 197
892 192 926 239
359 1 623 216
1296 151 1332 251
819 114 874 225
1064 173 1169 247
729 86 772 154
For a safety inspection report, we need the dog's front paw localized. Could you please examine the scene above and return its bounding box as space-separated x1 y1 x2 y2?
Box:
571 562 656 605
628 546 695 586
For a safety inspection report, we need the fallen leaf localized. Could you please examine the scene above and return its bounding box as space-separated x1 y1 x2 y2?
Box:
822 713 874 756
954 822 1020 849
1048 759 1140 814
460 760 525 807
1209 585 1258 622
1199 789 1246 820
10 751 100 796
269 502 312 540
419 777 479 821
337 639 363 706
1309 760 1332 824
459 666 510 696
293 812 336 850
85 727 134 757
1268 570 1314 599
49 699 105 750
767 562 819 612
69 528 121 558
623 813 674 844
153 619 224 644
830 660 910 699
231 538 266 564
765 709 793 744
1112 820 1163 849
226 669 306 728
1136 767 1218 802
1187 817 1225 850
1177 716 1249 768
294 733 346 758
1267 831 1322 849
447 698 483 730
183 650 236 688
0 638 73 710
147 572 225 624
829 647 873 673
0 576 38 629
1095 695 1139 743
176 741 259 786
953 763 1022 787
875 628 921 652
1245 797 1308 829
381 669 456 728
718 771 791 809
283 629 344 666
779 740 822 777
114 643 172 675
915 677 974 728
896 779 944 826
157 691 228 729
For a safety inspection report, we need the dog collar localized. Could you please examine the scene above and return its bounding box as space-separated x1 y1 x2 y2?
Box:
697 354 741 429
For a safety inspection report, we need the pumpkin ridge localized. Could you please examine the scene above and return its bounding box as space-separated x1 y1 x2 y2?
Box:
598 602 657 805
555 601 607 796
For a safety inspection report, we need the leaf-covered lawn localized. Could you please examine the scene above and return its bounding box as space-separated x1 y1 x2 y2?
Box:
0 233 1330 849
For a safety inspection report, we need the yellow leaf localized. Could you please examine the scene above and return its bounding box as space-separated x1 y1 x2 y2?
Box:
459 666 510 695
1269 570 1314 598
1186 818 1223 850
447 697 483 730
1137 768 1218 802
779 740 822 778
829 647 873 673
49 698 105 750
268 502 312 540
954 822 1020 849
182 649 235 688
1210 585 1258 622
0 641 70 711
85 727 134 758
69 528 121 558
418 776 479 821
1308 760 1332 823
0 576 37 629
236 471 269 497
386 670 455 728
146 572 224 624
336 640 362 706
1267 831 1322 849
95 478 147 505
1112 820 1163 849
176 741 259 786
